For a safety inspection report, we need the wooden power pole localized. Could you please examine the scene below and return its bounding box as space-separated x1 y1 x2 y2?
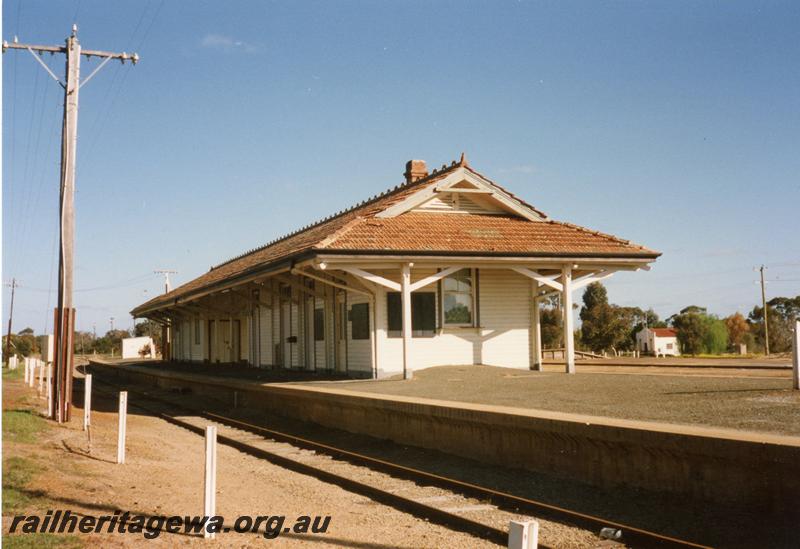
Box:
3 27 138 422
5 278 17 366
760 265 769 356
154 270 177 361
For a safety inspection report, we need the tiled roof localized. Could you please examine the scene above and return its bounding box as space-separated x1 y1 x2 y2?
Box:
652 328 678 337
324 213 656 256
132 160 658 315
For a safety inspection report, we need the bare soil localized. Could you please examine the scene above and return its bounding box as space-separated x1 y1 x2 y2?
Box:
2 372 503 548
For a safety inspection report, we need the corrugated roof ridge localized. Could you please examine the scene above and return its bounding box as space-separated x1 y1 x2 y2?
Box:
210 163 459 271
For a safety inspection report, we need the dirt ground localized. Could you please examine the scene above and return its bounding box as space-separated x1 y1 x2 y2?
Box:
2 369 501 548
311 364 800 437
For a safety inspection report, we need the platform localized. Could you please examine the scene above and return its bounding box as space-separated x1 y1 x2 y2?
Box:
87 359 800 514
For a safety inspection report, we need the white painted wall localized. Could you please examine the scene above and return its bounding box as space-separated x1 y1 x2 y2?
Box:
345 291 372 375
375 268 531 377
636 328 680 356
122 336 155 359
163 268 536 377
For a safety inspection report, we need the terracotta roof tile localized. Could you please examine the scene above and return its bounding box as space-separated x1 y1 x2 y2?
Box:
323 213 657 256
651 328 678 337
132 160 658 315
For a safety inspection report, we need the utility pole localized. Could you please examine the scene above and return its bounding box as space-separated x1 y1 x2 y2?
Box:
3 27 138 422
154 270 177 362
110 317 115 332
5 279 17 366
154 270 178 293
760 265 770 356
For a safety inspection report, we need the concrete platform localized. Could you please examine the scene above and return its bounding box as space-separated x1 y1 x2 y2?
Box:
87 359 800 515
315 364 799 436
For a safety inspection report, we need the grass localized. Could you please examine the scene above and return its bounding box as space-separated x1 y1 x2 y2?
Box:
2 456 41 512
3 409 46 443
3 365 25 380
2 533 82 549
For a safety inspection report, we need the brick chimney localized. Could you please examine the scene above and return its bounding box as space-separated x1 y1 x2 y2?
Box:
404 159 428 183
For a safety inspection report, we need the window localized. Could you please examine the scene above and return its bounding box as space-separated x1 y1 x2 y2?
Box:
350 303 370 340
666 343 673 350
194 318 200 344
442 268 474 325
387 292 435 338
314 308 325 341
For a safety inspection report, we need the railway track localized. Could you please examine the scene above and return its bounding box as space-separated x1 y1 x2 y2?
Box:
84 373 710 549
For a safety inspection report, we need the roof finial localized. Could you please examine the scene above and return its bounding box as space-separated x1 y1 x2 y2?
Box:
459 152 469 167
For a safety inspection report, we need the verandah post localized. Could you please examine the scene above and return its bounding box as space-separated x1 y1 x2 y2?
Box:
401 263 412 380
562 265 575 374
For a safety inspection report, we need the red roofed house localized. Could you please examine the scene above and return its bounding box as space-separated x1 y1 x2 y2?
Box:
131 156 660 378
636 327 680 357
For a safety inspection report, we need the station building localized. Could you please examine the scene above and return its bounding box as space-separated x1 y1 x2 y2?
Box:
131 156 659 378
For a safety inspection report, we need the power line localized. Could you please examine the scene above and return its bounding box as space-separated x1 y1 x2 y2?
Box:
3 26 140 423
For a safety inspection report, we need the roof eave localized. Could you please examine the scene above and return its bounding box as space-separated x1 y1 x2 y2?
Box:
316 248 661 260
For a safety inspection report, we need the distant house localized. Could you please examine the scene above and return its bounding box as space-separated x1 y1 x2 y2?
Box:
132 155 659 378
636 327 679 357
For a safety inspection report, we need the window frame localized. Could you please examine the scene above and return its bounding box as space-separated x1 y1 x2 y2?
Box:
441 268 477 327
350 302 370 340
386 291 436 338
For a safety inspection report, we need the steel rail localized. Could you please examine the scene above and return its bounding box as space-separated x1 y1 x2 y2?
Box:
88 380 510 546
86 372 710 549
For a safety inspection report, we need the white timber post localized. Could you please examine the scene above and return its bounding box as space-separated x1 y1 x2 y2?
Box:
83 374 92 431
38 360 45 395
401 263 413 380
204 425 218 539
508 519 539 549
29 360 36 387
117 391 127 464
47 364 53 417
562 264 575 374
530 281 542 371
792 320 799 391
369 294 378 378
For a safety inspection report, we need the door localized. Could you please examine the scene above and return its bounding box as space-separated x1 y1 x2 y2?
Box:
208 320 216 362
335 294 347 372
219 320 231 362
231 320 241 363
280 284 292 367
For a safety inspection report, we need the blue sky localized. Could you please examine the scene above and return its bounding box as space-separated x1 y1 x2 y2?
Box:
3 1 799 334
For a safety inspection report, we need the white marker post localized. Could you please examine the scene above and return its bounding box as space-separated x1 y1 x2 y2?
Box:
84 374 92 431
38 360 45 396
9 355 17 370
117 391 128 464
508 520 539 549
792 320 799 391
47 364 53 418
204 425 218 539
29 360 36 388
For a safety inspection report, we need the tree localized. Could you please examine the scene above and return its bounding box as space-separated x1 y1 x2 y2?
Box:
579 283 632 353
702 316 729 354
539 296 562 348
671 311 706 355
134 319 163 353
4 328 40 358
724 313 749 347
748 295 799 353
